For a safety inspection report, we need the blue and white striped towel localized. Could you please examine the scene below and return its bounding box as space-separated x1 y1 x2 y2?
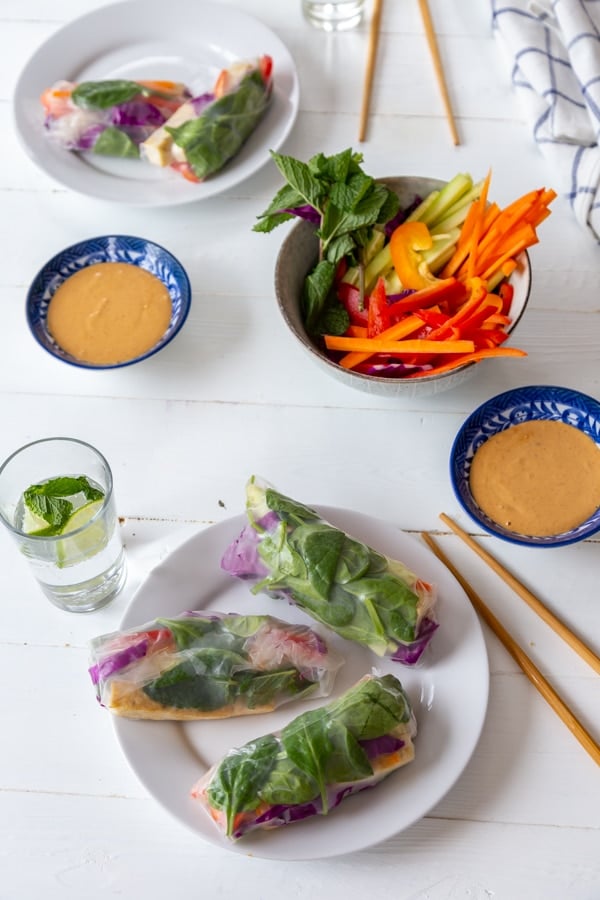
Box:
492 0 600 240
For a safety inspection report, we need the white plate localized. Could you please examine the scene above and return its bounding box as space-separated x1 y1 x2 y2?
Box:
13 0 299 206
115 507 489 860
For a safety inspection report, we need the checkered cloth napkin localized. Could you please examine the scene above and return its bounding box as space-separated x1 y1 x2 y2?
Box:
492 0 600 240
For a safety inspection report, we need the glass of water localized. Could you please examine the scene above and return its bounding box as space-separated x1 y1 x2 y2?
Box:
0 437 126 612
302 0 365 31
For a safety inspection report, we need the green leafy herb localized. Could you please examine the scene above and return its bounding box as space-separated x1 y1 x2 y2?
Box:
142 615 319 713
93 126 139 158
251 486 422 656
205 675 412 833
253 149 400 331
207 734 279 835
167 70 270 180
72 80 143 110
23 476 104 536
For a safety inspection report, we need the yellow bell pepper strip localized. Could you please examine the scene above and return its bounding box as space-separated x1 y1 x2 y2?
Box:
389 221 437 290
323 336 475 356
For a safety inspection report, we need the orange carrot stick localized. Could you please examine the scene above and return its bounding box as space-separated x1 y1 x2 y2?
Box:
403 346 527 378
338 314 424 369
324 337 475 355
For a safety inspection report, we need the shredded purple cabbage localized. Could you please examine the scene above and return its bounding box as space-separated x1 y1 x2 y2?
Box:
282 205 321 225
111 100 166 128
234 779 383 837
88 638 149 685
190 92 215 114
390 617 439 664
359 735 404 758
77 124 107 150
384 195 423 236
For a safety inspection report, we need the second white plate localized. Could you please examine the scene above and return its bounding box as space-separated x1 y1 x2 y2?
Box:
113 506 489 860
13 0 299 205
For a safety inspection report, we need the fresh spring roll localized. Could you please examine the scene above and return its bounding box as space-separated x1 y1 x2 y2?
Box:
221 477 438 664
88 611 343 721
41 79 192 158
140 55 273 182
191 673 416 840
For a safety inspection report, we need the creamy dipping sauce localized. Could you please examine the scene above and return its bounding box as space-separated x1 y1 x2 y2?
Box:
469 419 600 537
47 262 172 365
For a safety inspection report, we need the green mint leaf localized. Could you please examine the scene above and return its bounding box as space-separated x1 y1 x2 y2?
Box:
254 183 310 221
24 493 73 530
324 232 356 265
302 259 336 333
270 151 325 212
93 126 139 158
72 79 142 110
317 302 350 336
252 211 296 234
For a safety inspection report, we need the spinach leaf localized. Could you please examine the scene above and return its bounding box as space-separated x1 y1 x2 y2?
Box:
157 616 222 650
207 734 279 835
264 487 320 525
258 750 318 805
235 667 313 709
323 721 372 783
93 126 139 158
167 71 269 180
281 708 333 811
142 647 247 710
72 80 142 110
332 674 411 738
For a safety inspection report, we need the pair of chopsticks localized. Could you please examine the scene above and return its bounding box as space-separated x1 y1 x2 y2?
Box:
358 0 459 145
422 514 600 766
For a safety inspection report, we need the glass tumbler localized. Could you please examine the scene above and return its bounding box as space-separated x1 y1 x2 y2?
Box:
0 437 126 612
302 0 365 31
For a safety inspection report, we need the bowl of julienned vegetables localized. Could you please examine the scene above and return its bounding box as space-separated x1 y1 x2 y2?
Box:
261 150 555 397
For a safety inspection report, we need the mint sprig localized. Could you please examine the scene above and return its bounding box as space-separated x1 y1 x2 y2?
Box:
253 148 400 332
24 476 104 536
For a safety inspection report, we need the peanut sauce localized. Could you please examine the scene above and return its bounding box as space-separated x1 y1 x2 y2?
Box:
469 419 600 536
47 262 172 365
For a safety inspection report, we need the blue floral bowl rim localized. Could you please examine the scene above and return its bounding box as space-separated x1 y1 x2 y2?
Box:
449 384 600 547
26 233 192 370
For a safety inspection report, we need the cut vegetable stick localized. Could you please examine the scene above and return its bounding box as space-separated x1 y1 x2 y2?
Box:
323 336 475 355
465 169 492 280
403 346 527 378
338 314 424 369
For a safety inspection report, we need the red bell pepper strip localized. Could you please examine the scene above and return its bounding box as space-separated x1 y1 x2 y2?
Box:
367 277 391 337
337 282 369 327
387 278 467 320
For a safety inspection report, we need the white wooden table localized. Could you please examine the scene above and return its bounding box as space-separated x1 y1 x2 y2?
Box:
2 1 599 897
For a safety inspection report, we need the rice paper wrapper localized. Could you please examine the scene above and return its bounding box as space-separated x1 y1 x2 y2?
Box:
191 673 416 840
221 476 438 664
41 79 192 155
88 611 343 720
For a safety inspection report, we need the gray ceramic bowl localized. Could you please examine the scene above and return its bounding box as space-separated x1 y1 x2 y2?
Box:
275 176 532 398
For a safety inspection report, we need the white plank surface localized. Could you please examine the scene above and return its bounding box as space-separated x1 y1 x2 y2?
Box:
2 0 599 897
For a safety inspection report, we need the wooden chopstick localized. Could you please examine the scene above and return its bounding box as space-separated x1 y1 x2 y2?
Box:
439 513 600 676
417 0 460 146
421 532 600 767
358 0 384 142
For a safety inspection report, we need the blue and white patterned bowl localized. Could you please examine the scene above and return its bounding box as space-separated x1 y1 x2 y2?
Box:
26 235 192 369
450 385 600 547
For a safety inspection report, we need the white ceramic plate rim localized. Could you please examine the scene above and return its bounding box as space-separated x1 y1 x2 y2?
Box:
113 506 489 860
13 0 299 206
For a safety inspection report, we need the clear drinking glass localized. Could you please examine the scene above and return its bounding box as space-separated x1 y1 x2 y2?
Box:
0 437 126 613
302 0 365 31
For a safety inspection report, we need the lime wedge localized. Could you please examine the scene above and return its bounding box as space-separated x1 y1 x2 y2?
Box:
55 500 109 568
22 506 53 535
